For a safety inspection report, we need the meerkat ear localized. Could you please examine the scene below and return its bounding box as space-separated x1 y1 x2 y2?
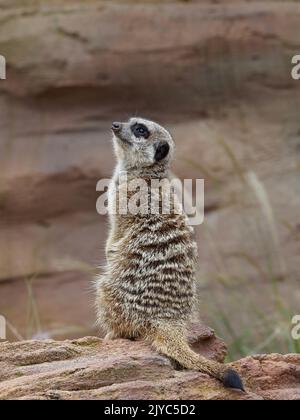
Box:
154 142 170 162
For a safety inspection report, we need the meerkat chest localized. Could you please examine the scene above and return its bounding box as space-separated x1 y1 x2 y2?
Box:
106 213 197 318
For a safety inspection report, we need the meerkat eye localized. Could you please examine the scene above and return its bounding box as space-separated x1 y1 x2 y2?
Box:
131 123 150 139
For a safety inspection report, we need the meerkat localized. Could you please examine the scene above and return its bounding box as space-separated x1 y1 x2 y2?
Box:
95 117 245 391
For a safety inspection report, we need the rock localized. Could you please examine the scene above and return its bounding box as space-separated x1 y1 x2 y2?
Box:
232 354 300 401
187 323 227 364
0 331 299 400
1 1 300 98
0 212 104 281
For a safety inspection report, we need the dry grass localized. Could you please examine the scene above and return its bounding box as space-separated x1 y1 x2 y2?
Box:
192 136 300 361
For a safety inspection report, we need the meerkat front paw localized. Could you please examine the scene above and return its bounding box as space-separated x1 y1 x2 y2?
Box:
104 332 119 341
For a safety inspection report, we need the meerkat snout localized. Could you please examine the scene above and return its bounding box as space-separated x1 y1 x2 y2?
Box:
111 122 122 133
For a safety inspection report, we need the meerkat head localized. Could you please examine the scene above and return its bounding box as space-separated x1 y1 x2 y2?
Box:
111 118 175 171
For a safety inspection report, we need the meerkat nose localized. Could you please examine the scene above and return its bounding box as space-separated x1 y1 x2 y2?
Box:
111 122 122 133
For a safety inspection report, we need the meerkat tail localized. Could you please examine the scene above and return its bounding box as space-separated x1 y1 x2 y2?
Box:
151 326 245 392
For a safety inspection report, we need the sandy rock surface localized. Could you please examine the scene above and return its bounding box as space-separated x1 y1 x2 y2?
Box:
0 325 299 400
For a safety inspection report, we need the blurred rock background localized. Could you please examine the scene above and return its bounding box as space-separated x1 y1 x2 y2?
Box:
0 0 299 360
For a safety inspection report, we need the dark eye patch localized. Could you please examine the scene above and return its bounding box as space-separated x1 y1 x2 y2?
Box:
131 123 150 139
154 142 170 162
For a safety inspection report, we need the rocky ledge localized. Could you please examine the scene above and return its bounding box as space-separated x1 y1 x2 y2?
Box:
0 325 299 400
